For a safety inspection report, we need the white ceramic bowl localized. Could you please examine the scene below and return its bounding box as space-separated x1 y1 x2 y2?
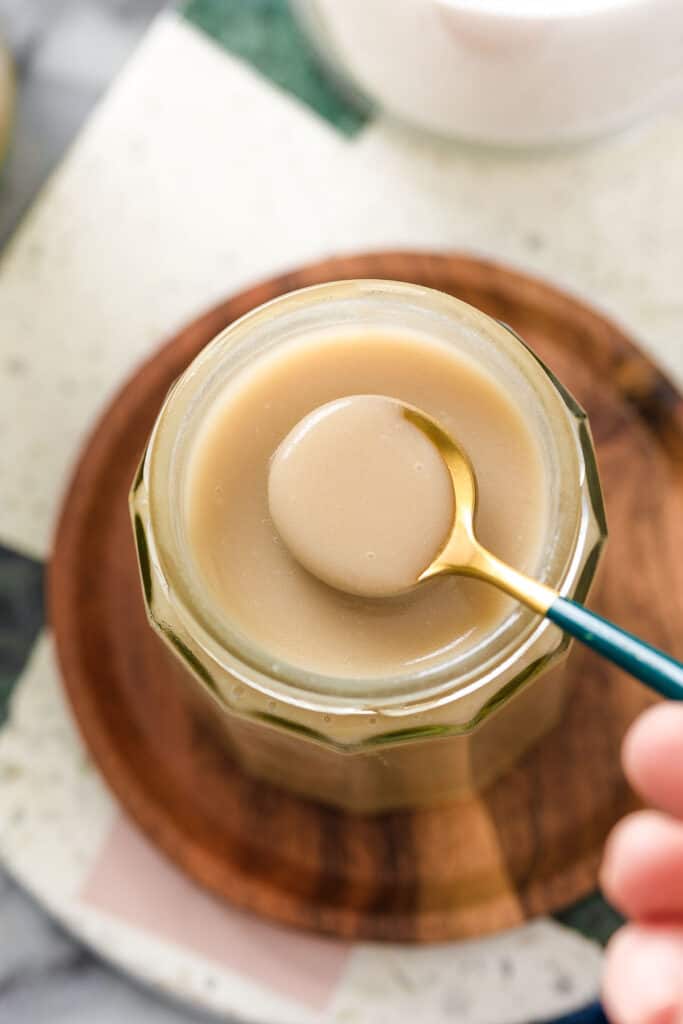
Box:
294 0 683 146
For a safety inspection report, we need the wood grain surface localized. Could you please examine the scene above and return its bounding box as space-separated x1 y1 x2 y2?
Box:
49 252 683 941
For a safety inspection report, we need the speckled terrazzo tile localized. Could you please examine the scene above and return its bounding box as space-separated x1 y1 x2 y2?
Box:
2 5 683 1019
344 117 683 387
0 635 603 1023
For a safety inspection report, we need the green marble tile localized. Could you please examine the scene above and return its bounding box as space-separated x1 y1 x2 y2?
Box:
183 0 368 136
0 546 44 724
554 892 624 947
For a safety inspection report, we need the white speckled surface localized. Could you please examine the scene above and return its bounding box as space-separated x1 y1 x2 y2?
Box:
1 4 683 1021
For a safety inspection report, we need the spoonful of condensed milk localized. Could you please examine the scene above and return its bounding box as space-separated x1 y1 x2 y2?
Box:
268 396 454 598
268 395 683 696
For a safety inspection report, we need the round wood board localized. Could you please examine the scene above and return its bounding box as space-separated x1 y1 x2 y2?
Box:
49 252 683 942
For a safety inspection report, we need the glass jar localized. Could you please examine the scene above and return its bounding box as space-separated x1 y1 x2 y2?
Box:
131 280 606 812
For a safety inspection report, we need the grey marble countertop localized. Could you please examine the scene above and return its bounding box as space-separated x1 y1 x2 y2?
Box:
0 868 216 1023
0 6 215 1019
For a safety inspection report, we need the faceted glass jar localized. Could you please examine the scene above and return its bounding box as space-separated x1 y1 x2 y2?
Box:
130 281 606 813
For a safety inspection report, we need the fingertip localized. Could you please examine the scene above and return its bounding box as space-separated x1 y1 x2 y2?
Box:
600 810 683 918
600 811 636 903
603 923 683 1024
600 810 664 910
623 704 683 817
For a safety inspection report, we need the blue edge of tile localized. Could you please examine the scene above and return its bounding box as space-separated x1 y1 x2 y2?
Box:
545 1001 607 1024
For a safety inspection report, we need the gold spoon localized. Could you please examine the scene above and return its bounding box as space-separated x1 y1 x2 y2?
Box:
404 405 683 699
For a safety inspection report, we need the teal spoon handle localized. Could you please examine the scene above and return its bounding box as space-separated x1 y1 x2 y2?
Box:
547 597 683 700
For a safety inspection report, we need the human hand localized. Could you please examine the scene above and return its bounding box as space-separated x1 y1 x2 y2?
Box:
601 704 683 1024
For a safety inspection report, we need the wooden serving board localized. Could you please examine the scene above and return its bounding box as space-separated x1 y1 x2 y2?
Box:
49 252 683 942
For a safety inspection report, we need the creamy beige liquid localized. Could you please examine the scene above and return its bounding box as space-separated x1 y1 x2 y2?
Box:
268 396 455 597
187 329 548 681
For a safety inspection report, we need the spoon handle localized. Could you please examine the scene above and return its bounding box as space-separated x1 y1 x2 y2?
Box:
547 597 683 699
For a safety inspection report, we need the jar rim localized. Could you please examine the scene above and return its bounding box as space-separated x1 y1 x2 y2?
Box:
142 279 599 715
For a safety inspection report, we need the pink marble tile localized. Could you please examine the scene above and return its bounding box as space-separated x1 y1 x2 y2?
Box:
81 815 351 1012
